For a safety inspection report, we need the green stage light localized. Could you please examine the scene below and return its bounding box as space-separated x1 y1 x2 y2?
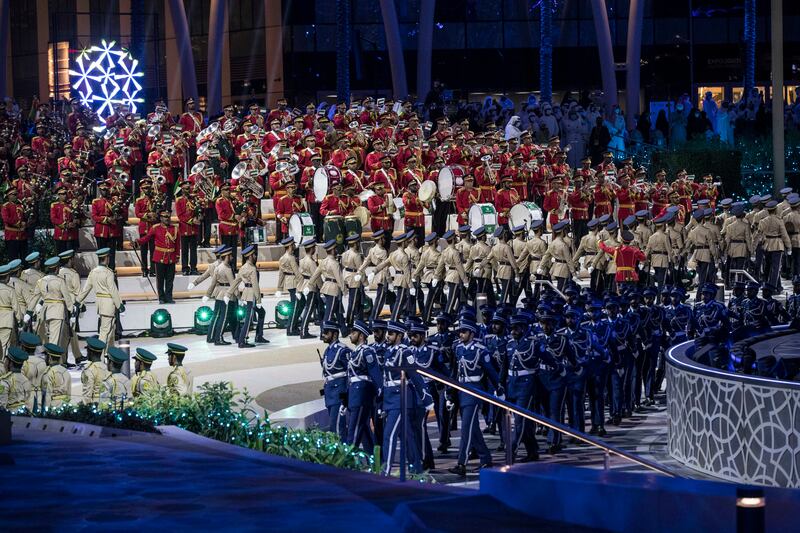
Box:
194 306 214 334
236 305 247 322
362 294 373 316
150 308 173 338
275 299 292 328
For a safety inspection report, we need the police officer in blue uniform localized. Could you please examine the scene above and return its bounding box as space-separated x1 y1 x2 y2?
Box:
447 319 501 477
666 287 694 346
505 313 539 461
320 321 350 440
741 281 770 340
346 319 383 453
762 283 790 325
641 287 665 406
586 300 611 436
691 283 729 368
381 320 429 475
561 307 596 434
621 292 643 416
407 319 435 470
370 319 389 444
482 310 510 440
603 298 629 426
427 313 457 452
786 276 800 327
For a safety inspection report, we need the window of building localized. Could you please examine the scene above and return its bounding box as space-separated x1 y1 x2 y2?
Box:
48 41 70 99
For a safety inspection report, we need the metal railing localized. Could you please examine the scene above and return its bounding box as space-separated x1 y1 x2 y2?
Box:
729 269 757 284
396 367 678 481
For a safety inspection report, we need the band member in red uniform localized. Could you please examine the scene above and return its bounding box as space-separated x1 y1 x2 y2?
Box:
91 183 119 269
175 180 202 276
367 182 393 249
320 182 346 217
371 155 398 196
543 176 568 227
399 154 424 191
267 97 291 125
597 230 647 292
402 180 427 246
297 134 323 169
139 210 179 304
262 118 285 152
1 188 27 260
275 182 307 237
364 138 385 173
474 156 498 204
50 186 79 255
134 179 157 277
568 176 592 243
592 173 616 219
342 155 367 194
179 97 204 166
455 175 480 226
616 174 635 223
216 184 241 273
495 175 520 227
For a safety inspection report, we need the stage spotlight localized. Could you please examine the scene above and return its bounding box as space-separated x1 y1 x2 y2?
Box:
362 295 373 316
150 308 173 338
275 300 292 328
236 305 247 322
194 306 214 334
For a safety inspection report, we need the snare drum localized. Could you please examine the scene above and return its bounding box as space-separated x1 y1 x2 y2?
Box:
323 215 346 252
468 203 498 234
313 165 342 202
437 165 466 201
392 197 406 221
508 201 543 231
288 212 316 245
344 216 362 239
248 226 268 244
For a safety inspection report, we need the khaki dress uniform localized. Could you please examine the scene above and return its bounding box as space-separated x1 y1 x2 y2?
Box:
132 370 159 398
101 372 132 405
0 281 20 358
298 250 322 334
340 247 365 326
435 242 469 315
540 236 575 290
167 365 193 396
0 371 32 411
645 228 674 288
76 265 122 350
81 361 111 403
413 241 443 323
309 253 347 328
40 363 71 408
277 250 303 333
58 265 82 364
31 274 74 351
374 246 412 320
358 242 390 321
482 240 519 304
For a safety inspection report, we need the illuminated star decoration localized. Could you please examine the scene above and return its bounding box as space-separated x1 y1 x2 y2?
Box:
67 39 145 121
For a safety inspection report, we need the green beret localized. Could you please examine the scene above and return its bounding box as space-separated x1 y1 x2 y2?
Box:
19 332 41 349
107 347 127 363
7 346 28 363
134 348 157 363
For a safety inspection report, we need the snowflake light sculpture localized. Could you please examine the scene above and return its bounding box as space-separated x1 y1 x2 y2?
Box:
68 39 144 122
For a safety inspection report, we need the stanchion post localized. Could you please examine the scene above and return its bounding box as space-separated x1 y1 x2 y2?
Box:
505 409 513 466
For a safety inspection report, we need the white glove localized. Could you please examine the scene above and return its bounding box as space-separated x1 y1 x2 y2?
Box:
445 400 454 411
649 268 656 275
274 291 282 298
338 404 347 417
34 303 42 314
303 287 310 296
587 266 594 274
496 393 506 401
223 296 230 305
239 282 246 291
473 268 481 276
201 295 209 303
353 274 361 283
256 302 263 309
789 249 793 257
23 313 31 323
750 256 756 262
432 279 438 287
409 287 416 296
515 276 521 284
424 402 434 411
536 268 543 275
367 272 375 283
187 282 195 290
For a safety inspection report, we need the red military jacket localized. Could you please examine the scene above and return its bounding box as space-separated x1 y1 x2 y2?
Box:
320 194 345 217
91 197 115 239
31 135 51 158
474 165 497 204
50 201 78 240
175 196 200 237
495 187 520 225
1 201 25 240
455 187 481 225
215 196 239 236
276 195 306 233
300 166 318 203
543 189 565 226
598 241 647 282
616 187 635 221
269 170 292 202
367 194 392 231
503 166 528 202
593 184 615 218
342 195 360 216
134 195 156 236
402 191 425 228
139 223 179 264
568 189 591 221
370 167 398 195
179 111 204 142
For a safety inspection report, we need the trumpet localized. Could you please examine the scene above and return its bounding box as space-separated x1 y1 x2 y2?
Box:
121 146 132 157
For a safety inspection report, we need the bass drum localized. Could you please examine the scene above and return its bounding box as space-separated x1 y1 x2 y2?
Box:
469 203 498 235
508 201 543 231
437 165 466 201
313 165 341 202
288 212 316 245
323 215 346 252
247 226 268 244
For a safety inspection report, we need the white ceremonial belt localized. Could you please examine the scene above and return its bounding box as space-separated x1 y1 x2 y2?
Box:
385 379 403 387
349 375 370 382
460 376 482 383
324 372 347 383
512 369 536 377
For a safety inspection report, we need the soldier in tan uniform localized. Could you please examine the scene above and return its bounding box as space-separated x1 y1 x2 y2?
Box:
633 210 653 250
748 195 770 277
308 239 347 333
39 343 70 409
132 348 159 398
757 200 792 290
101 346 131 407
75 248 122 352
167 342 193 396
340 234 365 329
22 252 45 340
188 246 233 344
413 232 442 324
405 236 425 318
226 245 267 348
0 263 20 358
686 209 720 294
455 225 473 264
573 218 601 293
298 239 322 338
509 225 530 304
481 227 519 304
435 230 469 315
19 332 45 396
0 347 33 411
465 226 495 306
357 230 390 322
592 220 619 293
539 220 575 290
782 196 800 277
27 256 74 352
8 259 34 320
517 220 549 302
57 250 83 365
645 213 675 289
373 232 413 321
722 204 753 287
275 237 303 335
80 337 110 403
